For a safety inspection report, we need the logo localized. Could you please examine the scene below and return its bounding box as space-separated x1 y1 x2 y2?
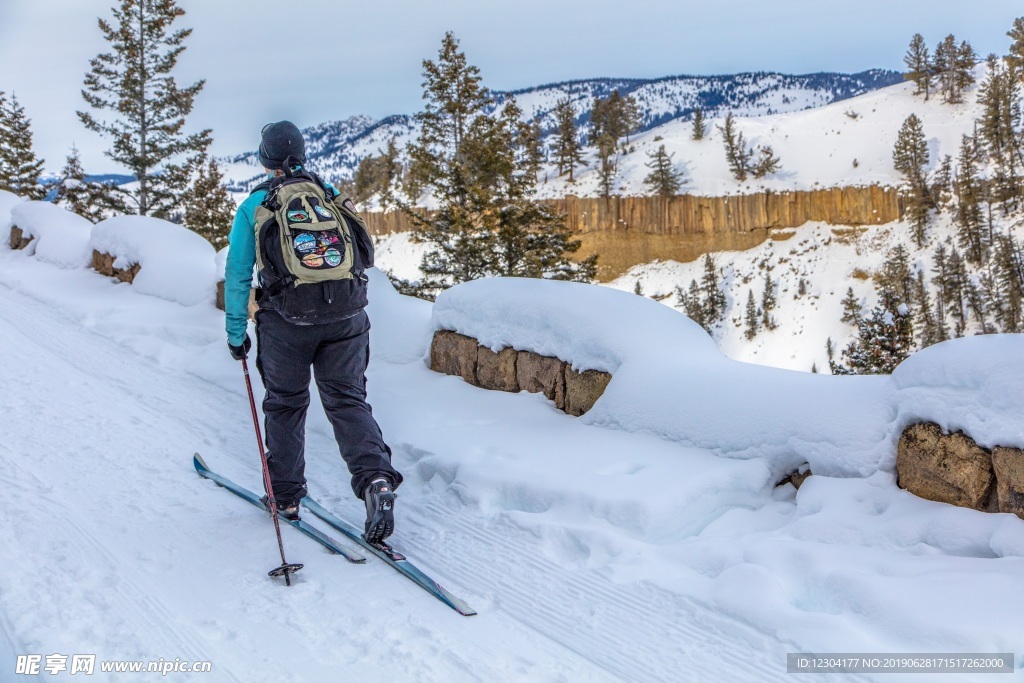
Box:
292 233 316 253
287 209 310 223
324 248 342 267
314 204 333 220
301 254 324 268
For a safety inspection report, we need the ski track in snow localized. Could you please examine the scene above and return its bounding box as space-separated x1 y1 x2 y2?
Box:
0 269 862 682
0 279 813 682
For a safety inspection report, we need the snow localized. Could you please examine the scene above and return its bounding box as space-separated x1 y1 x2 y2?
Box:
4 67 1024 680
2 202 1024 678
0 190 25 239
8 200 93 269
90 215 218 307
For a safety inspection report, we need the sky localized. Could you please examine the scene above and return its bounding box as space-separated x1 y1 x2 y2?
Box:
0 0 1021 175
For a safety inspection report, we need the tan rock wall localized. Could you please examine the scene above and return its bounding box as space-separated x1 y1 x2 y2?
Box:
429 330 610 416
364 186 902 280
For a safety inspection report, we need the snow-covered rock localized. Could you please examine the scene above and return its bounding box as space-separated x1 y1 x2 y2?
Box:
10 200 93 268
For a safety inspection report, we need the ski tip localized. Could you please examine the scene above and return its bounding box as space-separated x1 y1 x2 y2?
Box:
193 453 208 472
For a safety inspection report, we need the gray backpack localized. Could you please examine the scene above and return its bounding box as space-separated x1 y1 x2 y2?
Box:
251 165 374 323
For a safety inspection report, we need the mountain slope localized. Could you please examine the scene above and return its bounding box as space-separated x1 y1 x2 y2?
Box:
220 69 902 190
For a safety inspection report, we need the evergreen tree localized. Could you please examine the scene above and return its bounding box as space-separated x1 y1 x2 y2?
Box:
0 92 46 199
994 234 1024 332
551 97 586 182
53 146 106 222
840 286 861 324
933 34 958 103
691 107 706 141
954 133 987 264
931 154 954 207
78 0 210 218
518 119 544 181
744 289 759 340
953 40 978 101
1008 17 1024 78
913 270 946 346
876 244 915 303
595 134 617 198
830 289 915 375
719 112 751 181
892 114 932 246
977 57 1023 210
941 246 970 334
700 254 727 327
679 279 707 330
400 34 595 299
750 145 782 178
180 156 234 249
643 144 683 198
903 33 933 99
761 271 778 330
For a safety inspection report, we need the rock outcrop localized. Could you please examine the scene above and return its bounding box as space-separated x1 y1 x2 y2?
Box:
429 330 611 416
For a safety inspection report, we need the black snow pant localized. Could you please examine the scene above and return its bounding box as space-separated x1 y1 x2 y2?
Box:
254 307 402 504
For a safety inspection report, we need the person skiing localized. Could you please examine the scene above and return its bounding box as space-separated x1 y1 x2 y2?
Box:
223 120 402 544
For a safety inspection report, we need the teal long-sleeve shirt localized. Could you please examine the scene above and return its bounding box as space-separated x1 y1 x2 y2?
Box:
224 189 267 346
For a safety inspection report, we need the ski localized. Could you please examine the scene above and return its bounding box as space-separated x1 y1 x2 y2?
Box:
301 496 477 616
193 454 365 563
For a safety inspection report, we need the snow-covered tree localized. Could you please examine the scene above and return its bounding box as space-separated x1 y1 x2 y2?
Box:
830 289 915 375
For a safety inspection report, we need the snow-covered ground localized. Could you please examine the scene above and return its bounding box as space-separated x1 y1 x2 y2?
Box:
2 194 1023 681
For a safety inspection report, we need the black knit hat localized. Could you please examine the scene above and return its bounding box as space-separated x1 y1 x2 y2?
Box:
258 121 306 169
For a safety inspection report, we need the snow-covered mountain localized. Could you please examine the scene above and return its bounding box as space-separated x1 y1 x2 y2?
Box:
220 69 902 191
373 66 1024 374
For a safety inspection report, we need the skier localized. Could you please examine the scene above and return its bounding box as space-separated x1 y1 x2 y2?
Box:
223 120 402 544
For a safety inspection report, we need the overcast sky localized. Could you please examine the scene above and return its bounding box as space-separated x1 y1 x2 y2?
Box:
1 0 1021 174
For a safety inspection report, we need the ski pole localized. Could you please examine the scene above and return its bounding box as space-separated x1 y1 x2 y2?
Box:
241 357 302 585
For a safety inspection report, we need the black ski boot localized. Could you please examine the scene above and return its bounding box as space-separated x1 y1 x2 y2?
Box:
260 495 300 521
363 478 396 544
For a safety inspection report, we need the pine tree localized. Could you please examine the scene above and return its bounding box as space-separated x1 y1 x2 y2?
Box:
596 134 617 198
679 279 707 330
750 145 782 178
761 271 778 329
1008 17 1024 79
400 34 595 298
932 154 954 207
78 0 210 218
994 234 1024 332
0 93 46 199
518 119 544 181
933 35 958 103
913 270 945 346
691 107 706 141
953 40 978 102
941 247 970 334
876 244 915 303
551 97 586 182
840 286 861 324
53 146 106 222
744 289 760 340
719 112 751 181
180 156 235 249
892 114 932 246
830 289 915 375
954 133 987 264
643 144 683 198
903 33 933 99
700 254 727 328
977 57 1023 210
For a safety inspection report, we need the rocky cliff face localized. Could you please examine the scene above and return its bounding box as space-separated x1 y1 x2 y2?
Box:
363 186 901 280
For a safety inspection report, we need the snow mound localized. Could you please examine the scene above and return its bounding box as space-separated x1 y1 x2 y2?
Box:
215 246 229 280
892 334 1024 450
90 216 217 306
432 277 717 373
433 277 896 478
0 190 25 238
10 201 93 268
